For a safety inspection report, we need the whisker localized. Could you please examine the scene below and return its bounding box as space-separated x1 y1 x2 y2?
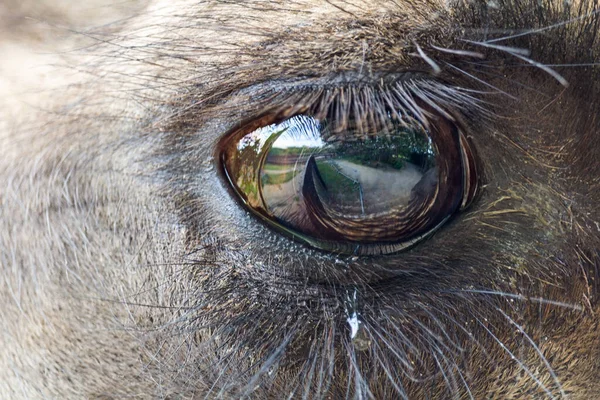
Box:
344 339 374 400
495 307 566 399
454 289 584 311
430 44 485 59
508 52 569 87
485 8 600 43
503 63 600 68
461 40 569 86
461 67 550 96
455 364 475 400
241 329 294 397
443 62 519 100
476 318 557 399
366 326 410 399
414 41 442 75
460 40 531 56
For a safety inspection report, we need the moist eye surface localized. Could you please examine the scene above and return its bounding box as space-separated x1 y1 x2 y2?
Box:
220 82 478 255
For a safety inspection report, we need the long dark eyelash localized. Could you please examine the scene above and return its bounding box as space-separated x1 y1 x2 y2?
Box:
246 77 488 138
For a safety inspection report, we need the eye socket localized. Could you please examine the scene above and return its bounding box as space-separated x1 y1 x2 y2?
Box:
219 82 478 255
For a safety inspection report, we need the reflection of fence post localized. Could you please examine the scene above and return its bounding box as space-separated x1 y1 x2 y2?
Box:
357 184 365 215
326 160 365 215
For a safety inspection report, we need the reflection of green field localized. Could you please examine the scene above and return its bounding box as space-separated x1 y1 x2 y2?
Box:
237 180 260 207
315 161 356 193
262 170 298 185
343 155 406 170
263 163 292 171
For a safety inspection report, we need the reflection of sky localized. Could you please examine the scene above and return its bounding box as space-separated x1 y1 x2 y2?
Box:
274 134 324 149
236 115 324 152
237 129 274 152
237 114 434 157
272 115 324 149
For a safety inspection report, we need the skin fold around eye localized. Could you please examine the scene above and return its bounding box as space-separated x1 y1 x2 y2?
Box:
219 79 479 255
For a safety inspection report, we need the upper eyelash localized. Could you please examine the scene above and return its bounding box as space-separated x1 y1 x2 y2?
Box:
245 77 489 138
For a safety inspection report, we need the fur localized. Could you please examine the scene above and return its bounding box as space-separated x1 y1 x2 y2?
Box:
1 0 600 398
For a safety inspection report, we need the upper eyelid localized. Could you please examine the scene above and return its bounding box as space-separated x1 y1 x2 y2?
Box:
225 75 488 137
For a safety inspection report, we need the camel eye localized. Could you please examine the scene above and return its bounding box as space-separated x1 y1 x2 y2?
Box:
219 85 478 255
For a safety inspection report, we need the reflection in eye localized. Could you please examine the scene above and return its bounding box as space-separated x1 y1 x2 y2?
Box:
221 88 478 255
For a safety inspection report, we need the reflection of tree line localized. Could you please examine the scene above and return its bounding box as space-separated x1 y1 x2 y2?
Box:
265 153 311 166
332 133 435 171
233 140 262 208
265 152 335 166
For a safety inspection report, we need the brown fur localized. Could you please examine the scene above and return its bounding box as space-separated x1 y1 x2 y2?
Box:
1 0 600 398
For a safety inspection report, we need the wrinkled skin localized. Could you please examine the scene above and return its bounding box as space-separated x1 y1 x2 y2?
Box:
1 0 600 398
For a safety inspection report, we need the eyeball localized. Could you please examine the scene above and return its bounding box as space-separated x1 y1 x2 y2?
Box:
219 87 478 255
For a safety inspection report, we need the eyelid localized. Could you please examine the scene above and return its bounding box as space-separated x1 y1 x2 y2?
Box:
217 75 482 256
